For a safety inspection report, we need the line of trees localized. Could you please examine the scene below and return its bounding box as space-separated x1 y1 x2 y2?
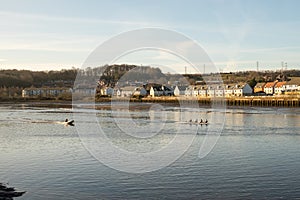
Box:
0 69 77 88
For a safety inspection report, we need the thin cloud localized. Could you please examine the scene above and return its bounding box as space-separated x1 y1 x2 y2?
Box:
240 46 300 53
0 11 158 26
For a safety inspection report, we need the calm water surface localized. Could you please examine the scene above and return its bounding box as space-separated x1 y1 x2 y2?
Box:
0 103 300 199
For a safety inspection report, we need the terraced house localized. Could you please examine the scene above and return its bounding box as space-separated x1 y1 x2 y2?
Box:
184 83 253 97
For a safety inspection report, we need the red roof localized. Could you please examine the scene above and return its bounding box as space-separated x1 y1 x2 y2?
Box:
275 81 286 88
264 82 277 88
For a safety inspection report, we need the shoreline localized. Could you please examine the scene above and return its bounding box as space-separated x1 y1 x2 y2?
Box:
1 96 300 107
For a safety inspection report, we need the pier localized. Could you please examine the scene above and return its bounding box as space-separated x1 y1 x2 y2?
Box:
224 96 300 107
93 95 300 107
128 96 300 107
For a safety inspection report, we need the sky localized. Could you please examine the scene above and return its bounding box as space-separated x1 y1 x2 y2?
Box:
0 0 300 73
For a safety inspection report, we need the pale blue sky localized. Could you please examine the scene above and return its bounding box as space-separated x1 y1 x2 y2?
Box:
0 0 300 72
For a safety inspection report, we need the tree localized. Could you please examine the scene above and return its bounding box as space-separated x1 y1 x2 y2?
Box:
247 78 257 89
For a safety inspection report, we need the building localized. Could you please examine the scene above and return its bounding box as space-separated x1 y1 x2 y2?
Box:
117 86 147 97
185 86 193 96
207 86 216 97
181 83 253 97
162 86 174 96
284 77 300 92
254 82 266 93
198 86 207 97
192 86 199 96
174 86 188 96
224 85 234 97
232 83 253 96
215 85 225 97
22 87 72 98
274 82 286 95
73 86 96 96
150 86 164 97
263 81 277 95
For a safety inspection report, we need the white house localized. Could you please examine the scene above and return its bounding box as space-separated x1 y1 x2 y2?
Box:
198 86 207 97
233 83 253 96
185 86 193 96
118 86 134 97
173 83 253 98
207 86 216 97
192 86 199 96
264 82 277 95
73 86 96 96
215 85 225 97
22 87 72 98
99 87 113 96
284 77 300 92
224 85 234 97
174 86 188 96
150 86 164 97
118 86 147 97
274 82 286 95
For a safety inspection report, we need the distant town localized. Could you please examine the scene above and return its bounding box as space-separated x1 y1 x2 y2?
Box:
1 64 300 106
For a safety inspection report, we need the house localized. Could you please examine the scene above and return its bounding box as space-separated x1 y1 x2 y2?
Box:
284 77 300 92
192 86 199 96
224 85 234 97
73 86 96 96
263 81 277 95
22 87 72 98
118 86 147 97
232 83 253 96
174 86 188 96
198 86 207 97
162 86 174 96
98 87 113 96
185 86 193 96
274 82 286 95
150 86 164 97
215 85 225 97
207 86 216 97
254 82 266 93
118 86 135 97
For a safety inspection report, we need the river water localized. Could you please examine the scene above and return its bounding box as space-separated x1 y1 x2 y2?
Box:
0 103 300 199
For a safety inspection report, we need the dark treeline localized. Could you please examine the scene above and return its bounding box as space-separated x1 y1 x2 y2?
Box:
0 68 77 88
98 64 166 87
1 66 300 89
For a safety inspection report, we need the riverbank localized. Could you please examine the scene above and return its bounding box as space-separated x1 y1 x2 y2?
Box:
1 96 300 107
107 96 300 107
